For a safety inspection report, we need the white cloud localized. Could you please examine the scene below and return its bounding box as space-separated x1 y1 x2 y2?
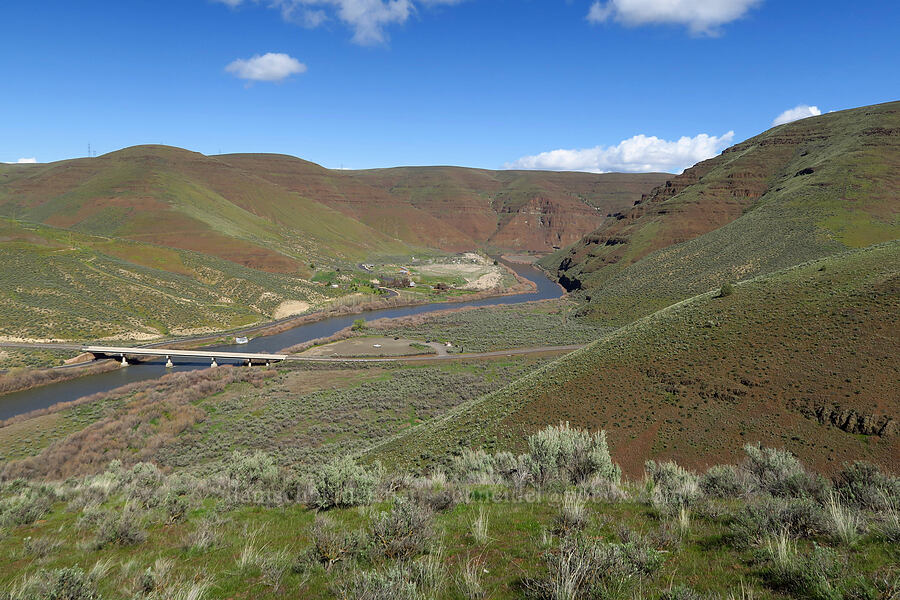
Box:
3 157 37 164
225 52 307 82
216 0 415 45
587 0 762 35
772 104 822 126
506 131 735 174
331 0 412 44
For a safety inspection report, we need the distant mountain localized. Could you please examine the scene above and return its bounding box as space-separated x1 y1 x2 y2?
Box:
0 146 666 273
0 146 663 339
541 101 900 324
0 145 408 274
219 153 667 252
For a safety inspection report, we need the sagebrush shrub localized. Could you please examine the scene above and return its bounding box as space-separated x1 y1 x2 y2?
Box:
742 444 828 500
162 491 191 523
450 449 497 485
21 536 62 559
0 486 54 528
493 452 518 479
731 497 828 544
700 464 744 498
92 507 147 549
833 462 900 511
527 422 620 486
307 515 364 570
660 585 704 600
314 455 380 509
124 462 164 508
406 485 457 513
526 533 664 600
4 566 101 600
645 460 701 513
578 474 627 502
759 540 843 600
743 444 804 487
554 492 588 534
182 515 224 553
370 497 435 560
334 563 421 600
226 451 283 504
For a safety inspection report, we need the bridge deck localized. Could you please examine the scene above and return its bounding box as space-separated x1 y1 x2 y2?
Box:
82 346 287 361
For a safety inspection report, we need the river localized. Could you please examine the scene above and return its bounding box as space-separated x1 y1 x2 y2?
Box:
0 261 562 420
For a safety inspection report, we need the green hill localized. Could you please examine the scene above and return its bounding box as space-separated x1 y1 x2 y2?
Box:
0 145 410 272
0 146 662 341
372 241 900 477
541 101 900 324
0 219 331 340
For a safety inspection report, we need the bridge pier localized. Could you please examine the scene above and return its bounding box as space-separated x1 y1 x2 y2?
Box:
165 356 173 368
210 357 218 368
120 355 128 366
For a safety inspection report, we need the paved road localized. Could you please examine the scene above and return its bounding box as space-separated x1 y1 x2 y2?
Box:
0 341 585 364
0 342 84 351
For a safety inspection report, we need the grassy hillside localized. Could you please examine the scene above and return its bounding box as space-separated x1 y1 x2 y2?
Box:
0 145 662 341
0 219 333 340
1 358 896 600
372 242 900 477
542 101 900 324
0 146 411 272
0 145 665 262
1 423 897 600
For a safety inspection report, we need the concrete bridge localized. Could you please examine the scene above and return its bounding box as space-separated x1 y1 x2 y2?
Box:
1 341 587 369
82 345 287 367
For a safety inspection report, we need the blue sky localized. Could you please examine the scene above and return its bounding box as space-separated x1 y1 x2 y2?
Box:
2 0 898 172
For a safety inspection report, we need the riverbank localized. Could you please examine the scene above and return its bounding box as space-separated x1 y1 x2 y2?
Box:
145 259 537 352
0 261 535 371
0 260 563 420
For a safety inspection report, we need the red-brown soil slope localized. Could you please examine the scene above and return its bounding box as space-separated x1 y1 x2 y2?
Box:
544 101 900 320
217 154 667 252
373 242 900 477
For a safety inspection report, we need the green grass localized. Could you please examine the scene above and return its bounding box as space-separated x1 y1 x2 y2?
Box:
1 448 896 599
